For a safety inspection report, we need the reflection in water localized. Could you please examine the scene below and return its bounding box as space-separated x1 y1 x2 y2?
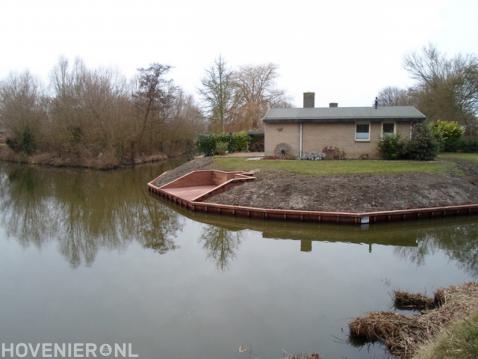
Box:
1 161 478 359
0 163 183 267
1 161 478 278
200 226 241 271
395 223 478 276
167 201 478 277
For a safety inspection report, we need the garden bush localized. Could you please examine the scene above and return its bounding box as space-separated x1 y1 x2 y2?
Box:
214 141 228 155
406 123 439 160
378 134 406 160
196 132 251 156
215 133 232 148
196 134 216 156
454 137 478 152
432 120 464 151
228 131 250 152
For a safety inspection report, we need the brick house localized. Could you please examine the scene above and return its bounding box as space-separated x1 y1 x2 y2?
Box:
263 92 426 159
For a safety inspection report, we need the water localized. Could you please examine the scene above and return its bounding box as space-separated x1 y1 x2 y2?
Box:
0 160 477 359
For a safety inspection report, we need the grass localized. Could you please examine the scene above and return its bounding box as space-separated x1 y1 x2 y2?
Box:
439 152 478 162
213 157 451 176
414 311 478 359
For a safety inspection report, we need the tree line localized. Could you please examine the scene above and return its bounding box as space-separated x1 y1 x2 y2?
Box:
0 59 204 166
0 57 290 166
377 44 478 136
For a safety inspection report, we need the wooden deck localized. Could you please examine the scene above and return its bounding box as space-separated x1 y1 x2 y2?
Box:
162 185 217 201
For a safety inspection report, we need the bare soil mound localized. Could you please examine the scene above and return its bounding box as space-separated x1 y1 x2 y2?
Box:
207 170 478 212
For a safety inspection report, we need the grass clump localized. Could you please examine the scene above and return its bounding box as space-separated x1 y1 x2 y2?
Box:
413 311 478 359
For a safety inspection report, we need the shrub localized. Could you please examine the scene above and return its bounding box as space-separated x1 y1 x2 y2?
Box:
406 123 439 160
432 120 464 151
214 141 228 155
215 133 232 148
21 128 36 154
196 134 216 156
6 137 19 152
6 127 37 154
454 137 478 152
196 132 251 156
378 134 406 160
229 131 250 152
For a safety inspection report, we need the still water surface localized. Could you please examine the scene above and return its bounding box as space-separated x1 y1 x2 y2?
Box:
0 160 477 359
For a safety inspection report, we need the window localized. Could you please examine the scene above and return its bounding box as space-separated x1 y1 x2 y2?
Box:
355 123 370 141
382 122 395 137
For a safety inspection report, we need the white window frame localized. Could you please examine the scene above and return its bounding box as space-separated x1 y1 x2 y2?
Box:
355 121 370 142
381 121 396 138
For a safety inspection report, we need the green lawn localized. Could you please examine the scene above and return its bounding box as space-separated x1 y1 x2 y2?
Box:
439 152 478 162
214 157 451 176
414 311 478 359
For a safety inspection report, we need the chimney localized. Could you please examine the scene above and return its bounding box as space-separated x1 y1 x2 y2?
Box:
374 97 379 109
303 92 315 108
329 102 338 108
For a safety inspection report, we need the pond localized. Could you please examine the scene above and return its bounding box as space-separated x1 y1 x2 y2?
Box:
0 160 477 359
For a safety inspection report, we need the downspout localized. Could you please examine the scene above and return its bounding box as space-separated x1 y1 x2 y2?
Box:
299 122 303 158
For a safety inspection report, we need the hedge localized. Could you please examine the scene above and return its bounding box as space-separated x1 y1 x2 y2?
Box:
197 132 251 156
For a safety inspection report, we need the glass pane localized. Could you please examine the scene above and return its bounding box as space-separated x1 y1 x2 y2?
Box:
356 124 369 133
383 123 394 134
356 123 369 140
356 132 369 140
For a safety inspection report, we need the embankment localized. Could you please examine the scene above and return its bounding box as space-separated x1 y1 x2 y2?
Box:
0 146 178 170
152 157 478 213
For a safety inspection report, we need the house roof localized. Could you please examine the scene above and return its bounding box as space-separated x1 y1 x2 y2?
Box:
263 106 426 124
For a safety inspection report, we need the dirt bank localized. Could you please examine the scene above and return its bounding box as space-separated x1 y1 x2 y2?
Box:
152 157 478 212
0 147 171 170
152 157 214 186
208 170 478 212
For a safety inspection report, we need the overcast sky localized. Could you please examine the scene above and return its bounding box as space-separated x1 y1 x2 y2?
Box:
1 0 477 107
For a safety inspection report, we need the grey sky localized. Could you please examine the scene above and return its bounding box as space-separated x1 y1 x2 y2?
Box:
1 0 477 107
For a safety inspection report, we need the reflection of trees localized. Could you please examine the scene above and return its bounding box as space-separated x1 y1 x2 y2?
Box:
0 163 182 267
200 226 241 271
394 223 478 277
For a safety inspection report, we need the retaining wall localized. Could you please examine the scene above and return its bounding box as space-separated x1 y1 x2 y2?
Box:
148 170 478 225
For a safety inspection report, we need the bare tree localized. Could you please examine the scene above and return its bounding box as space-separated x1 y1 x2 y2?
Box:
199 56 233 133
0 58 213 166
404 44 478 127
229 63 289 131
132 63 177 155
49 58 131 157
0 71 47 153
377 86 414 106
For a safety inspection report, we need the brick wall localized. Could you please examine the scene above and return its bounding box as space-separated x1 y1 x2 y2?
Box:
264 123 300 157
264 121 413 159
